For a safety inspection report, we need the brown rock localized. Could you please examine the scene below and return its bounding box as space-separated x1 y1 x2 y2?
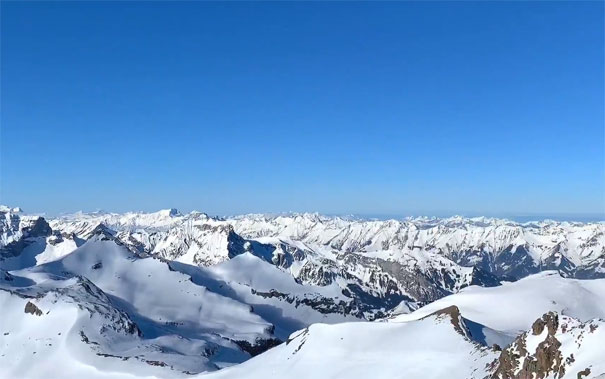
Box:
24 301 42 316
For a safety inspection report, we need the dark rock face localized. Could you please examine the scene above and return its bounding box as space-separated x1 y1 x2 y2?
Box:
145 360 167 367
442 242 605 281
28 218 52 238
0 217 52 260
24 301 43 316
365 257 450 303
233 338 282 357
225 226 247 259
88 223 118 241
542 244 576 277
574 255 605 279
2 271 14 282
267 242 306 269
296 260 339 286
492 350 520 379
493 245 540 280
451 248 494 273
250 288 376 319
467 267 501 288
91 262 103 270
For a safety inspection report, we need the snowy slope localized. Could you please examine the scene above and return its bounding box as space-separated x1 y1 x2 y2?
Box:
201 307 497 379
392 271 605 336
200 273 605 379
1 270 203 378
1 235 282 377
170 253 360 339
203 309 605 379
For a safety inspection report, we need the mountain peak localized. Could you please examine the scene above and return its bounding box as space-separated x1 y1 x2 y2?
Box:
0 205 22 213
157 208 180 217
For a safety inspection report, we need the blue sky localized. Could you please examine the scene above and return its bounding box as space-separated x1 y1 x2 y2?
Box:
1 1 603 218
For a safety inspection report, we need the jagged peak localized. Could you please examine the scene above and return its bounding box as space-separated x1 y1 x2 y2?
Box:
85 223 117 241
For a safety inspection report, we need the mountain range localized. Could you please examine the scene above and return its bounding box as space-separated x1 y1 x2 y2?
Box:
1 206 604 378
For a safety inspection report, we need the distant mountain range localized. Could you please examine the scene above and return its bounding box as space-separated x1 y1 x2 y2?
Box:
1 206 604 378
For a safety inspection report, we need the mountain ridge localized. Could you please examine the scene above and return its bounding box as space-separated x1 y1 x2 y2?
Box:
2 205 605 378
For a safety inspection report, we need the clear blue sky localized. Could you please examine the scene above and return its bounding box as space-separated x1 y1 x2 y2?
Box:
1 1 603 218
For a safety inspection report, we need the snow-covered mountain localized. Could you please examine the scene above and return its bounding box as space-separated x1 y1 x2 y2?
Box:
2 206 604 378
204 306 499 379
229 213 605 279
42 209 506 317
3 207 604 321
204 272 605 379
48 209 605 279
44 208 605 310
1 234 283 377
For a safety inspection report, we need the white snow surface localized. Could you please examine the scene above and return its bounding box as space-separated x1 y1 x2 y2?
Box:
200 314 496 379
392 271 605 335
200 273 605 379
1 237 278 378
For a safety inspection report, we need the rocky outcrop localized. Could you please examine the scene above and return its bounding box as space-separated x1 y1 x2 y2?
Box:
24 301 43 316
233 337 282 357
490 312 603 379
1 212 52 260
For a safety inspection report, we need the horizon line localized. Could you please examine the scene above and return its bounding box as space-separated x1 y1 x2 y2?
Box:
3 205 603 223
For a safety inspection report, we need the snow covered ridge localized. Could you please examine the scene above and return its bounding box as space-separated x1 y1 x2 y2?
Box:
46 207 605 279
201 311 605 379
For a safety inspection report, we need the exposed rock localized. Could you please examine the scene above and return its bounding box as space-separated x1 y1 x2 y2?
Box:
1 214 52 260
490 312 603 379
145 360 167 367
233 337 282 357
91 262 103 270
422 305 471 338
577 368 591 379
531 312 559 336
24 301 43 316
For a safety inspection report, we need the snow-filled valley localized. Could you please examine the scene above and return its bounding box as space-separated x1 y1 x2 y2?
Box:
1 206 604 378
